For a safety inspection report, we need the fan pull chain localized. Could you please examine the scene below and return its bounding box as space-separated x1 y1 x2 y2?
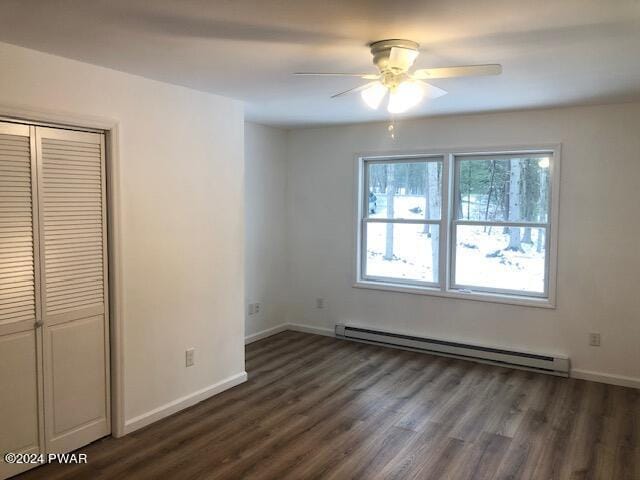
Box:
388 119 396 140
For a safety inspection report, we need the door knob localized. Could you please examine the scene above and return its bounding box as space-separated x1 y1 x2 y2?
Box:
34 320 43 328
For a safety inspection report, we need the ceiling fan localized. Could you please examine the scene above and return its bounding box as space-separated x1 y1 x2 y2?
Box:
294 39 502 114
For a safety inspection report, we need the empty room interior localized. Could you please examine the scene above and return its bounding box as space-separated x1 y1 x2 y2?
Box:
1 1 639 479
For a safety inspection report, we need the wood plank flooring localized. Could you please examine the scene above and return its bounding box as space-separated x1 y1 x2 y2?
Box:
17 331 640 479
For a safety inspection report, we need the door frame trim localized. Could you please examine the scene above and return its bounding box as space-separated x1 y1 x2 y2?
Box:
0 104 126 437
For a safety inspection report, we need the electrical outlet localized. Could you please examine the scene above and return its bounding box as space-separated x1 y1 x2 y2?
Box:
316 297 325 309
254 303 261 314
589 333 601 347
185 348 195 367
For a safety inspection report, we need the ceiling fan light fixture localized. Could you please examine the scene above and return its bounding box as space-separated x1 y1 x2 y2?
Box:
294 39 502 116
360 81 388 109
387 80 424 114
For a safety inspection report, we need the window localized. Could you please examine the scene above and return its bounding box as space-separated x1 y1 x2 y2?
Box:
356 148 559 306
361 158 444 286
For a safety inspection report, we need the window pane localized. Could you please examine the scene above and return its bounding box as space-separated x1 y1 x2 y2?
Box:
365 223 439 284
454 225 546 294
367 160 442 220
456 156 550 222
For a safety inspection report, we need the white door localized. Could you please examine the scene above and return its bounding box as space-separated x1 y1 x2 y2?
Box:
0 122 45 479
35 127 111 453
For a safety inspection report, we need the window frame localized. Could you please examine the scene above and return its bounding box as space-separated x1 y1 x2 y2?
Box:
354 145 561 309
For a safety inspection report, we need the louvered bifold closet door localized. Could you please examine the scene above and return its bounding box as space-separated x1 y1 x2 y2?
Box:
36 127 110 453
0 122 45 479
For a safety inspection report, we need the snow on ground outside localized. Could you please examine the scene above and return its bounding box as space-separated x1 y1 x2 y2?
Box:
366 222 438 283
366 195 437 283
455 227 545 293
365 195 545 293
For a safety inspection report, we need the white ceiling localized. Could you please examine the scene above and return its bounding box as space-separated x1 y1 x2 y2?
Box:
1 0 639 127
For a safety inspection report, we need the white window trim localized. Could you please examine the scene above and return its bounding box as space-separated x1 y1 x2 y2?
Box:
353 144 561 309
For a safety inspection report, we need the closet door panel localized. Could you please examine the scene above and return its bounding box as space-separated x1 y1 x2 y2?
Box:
36 127 110 454
0 331 39 452
48 315 106 435
0 123 44 479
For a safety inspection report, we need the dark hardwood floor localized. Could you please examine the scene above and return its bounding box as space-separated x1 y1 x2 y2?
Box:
17 331 640 479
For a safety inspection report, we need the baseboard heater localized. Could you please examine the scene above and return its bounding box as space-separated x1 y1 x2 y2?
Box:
335 324 569 376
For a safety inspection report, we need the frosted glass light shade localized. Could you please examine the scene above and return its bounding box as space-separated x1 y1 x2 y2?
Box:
360 82 388 109
387 81 424 113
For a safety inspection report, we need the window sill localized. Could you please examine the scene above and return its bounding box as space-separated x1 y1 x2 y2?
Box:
353 280 555 309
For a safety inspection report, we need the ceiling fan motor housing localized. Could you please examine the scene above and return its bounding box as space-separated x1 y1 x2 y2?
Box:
369 39 420 73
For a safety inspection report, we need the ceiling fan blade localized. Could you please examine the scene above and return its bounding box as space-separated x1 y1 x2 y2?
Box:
388 47 419 70
412 64 502 80
294 72 380 80
417 81 448 99
331 82 377 98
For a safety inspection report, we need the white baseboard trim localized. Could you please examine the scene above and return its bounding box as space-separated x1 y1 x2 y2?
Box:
286 323 335 337
123 371 248 434
245 324 289 344
244 323 335 344
571 369 640 389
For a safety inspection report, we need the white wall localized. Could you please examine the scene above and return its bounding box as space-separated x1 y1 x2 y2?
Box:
244 123 288 338
0 42 246 429
285 102 640 385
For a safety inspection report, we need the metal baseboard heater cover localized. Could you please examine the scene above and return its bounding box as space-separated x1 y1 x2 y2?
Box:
335 324 569 376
